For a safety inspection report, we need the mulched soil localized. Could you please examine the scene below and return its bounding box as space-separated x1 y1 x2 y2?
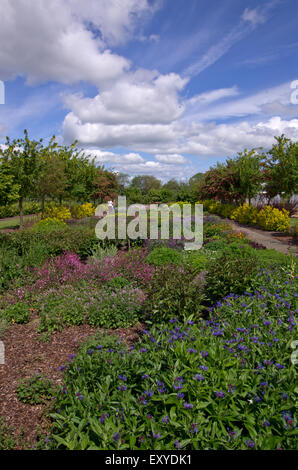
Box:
0 318 143 449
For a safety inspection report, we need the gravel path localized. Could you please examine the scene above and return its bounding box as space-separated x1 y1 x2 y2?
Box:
225 219 297 255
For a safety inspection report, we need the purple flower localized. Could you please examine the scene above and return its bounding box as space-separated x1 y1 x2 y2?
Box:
183 402 193 409
162 416 170 424
87 349 94 355
187 348 197 354
246 439 255 448
215 391 225 398
177 392 184 399
118 375 127 381
263 420 271 427
194 374 205 381
117 385 127 391
200 351 209 358
113 432 120 442
190 423 198 433
200 365 209 371
174 440 182 450
153 432 162 439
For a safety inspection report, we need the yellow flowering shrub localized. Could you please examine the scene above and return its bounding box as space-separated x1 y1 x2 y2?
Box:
200 200 235 218
70 203 95 219
256 206 290 232
32 217 68 231
44 206 72 221
230 203 258 225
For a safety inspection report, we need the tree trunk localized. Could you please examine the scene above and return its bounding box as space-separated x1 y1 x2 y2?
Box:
19 197 24 228
41 196 45 217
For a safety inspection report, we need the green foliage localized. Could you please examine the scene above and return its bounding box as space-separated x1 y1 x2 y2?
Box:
0 418 18 450
144 265 204 323
265 135 298 200
204 244 259 302
16 375 56 405
145 247 184 266
105 276 132 291
47 270 297 450
0 200 41 219
88 287 146 329
0 302 30 324
183 250 209 274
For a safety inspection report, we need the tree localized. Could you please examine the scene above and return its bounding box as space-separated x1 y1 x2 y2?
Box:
265 135 298 201
34 137 67 215
117 173 131 193
92 167 119 203
131 175 161 194
0 130 43 227
0 157 20 206
236 149 264 205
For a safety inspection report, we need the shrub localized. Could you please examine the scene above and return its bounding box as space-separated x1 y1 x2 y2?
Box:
0 201 41 219
256 206 290 232
204 244 259 302
184 250 209 274
230 203 258 225
87 286 146 328
48 271 296 450
44 206 72 221
0 302 30 324
70 203 95 219
16 375 56 404
32 218 68 232
144 265 204 322
145 247 184 267
105 276 132 291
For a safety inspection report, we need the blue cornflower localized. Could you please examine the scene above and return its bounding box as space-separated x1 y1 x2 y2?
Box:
118 375 127 381
113 432 120 442
87 349 94 355
194 374 205 381
117 385 127 391
174 440 182 450
246 439 255 448
263 420 271 427
187 348 197 354
162 416 170 424
144 390 153 397
215 391 225 398
153 432 162 439
177 392 184 399
200 351 208 358
183 402 193 409
200 365 208 371
190 423 198 433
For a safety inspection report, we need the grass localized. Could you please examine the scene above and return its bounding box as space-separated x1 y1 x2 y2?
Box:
0 215 39 230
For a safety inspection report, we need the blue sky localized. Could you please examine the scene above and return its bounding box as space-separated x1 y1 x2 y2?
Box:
0 0 298 181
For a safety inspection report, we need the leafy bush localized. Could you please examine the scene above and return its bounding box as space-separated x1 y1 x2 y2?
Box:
184 250 209 274
70 203 95 219
0 418 18 450
32 218 68 232
16 375 56 404
44 205 72 221
0 201 41 219
254 249 293 268
87 286 146 328
144 265 204 323
256 206 290 232
48 270 296 450
204 244 259 302
0 302 30 324
230 203 258 225
145 247 184 267
105 276 132 291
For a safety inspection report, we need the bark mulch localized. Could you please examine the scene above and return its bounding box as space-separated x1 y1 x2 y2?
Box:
0 320 143 449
